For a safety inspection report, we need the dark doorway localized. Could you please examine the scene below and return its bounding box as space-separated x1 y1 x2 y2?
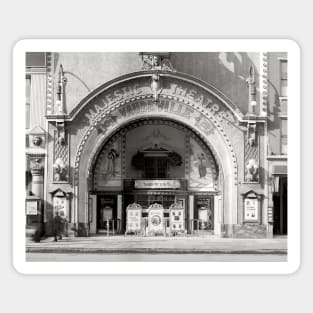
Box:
97 195 117 232
194 195 214 232
273 176 288 235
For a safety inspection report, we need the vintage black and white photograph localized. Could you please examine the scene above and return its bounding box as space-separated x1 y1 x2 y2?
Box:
13 40 300 274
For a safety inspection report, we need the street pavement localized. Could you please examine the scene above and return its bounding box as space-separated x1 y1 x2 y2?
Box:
26 252 287 262
26 235 287 256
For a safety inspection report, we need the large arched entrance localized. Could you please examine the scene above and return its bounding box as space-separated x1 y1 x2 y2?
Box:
70 71 241 237
87 117 223 235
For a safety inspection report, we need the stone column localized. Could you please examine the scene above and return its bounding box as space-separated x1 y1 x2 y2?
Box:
29 158 44 228
30 158 44 198
89 195 97 235
214 195 222 236
117 195 122 233
188 195 194 234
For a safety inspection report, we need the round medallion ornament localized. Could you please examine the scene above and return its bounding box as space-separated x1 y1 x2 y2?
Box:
151 215 161 226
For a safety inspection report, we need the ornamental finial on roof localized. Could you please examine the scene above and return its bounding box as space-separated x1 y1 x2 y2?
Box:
56 64 67 115
140 52 175 71
246 65 257 115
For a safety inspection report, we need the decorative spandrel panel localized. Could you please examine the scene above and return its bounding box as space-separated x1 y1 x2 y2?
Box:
244 125 260 182
53 130 69 182
189 137 218 191
93 135 122 189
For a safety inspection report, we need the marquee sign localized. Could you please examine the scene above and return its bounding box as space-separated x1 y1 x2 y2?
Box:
83 78 236 126
87 98 218 139
78 76 238 141
135 179 181 189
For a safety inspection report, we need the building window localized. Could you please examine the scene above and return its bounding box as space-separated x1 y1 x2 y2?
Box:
280 60 288 97
26 74 31 129
144 157 168 178
26 52 46 68
281 118 288 155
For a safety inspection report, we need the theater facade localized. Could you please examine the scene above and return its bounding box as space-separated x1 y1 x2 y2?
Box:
25 52 288 238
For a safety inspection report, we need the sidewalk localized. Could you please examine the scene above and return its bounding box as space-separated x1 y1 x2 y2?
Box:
26 235 287 254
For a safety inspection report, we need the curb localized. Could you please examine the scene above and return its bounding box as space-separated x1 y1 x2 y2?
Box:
26 248 287 255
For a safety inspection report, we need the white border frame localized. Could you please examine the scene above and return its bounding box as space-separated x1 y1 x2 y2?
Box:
13 39 300 274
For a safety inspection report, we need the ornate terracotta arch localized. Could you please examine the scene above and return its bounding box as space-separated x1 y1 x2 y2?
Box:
71 71 241 236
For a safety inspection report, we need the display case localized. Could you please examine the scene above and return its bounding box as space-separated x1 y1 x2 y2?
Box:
242 190 263 223
125 203 142 235
25 196 42 227
147 203 165 235
169 202 185 235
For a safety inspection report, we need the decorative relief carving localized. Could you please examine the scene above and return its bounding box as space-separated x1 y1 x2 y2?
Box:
53 158 68 181
244 125 259 182
46 52 54 115
246 65 257 115
56 122 66 146
246 158 258 182
93 135 122 190
247 122 256 147
244 65 259 179
28 126 46 149
261 52 269 116
30 157 44 174
32 136 42 146
150 74 162 102
189 136 219 191
75 87 238 186
81 79 237 126
140 53 174 71
53 130 69 182
55 64 67 115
